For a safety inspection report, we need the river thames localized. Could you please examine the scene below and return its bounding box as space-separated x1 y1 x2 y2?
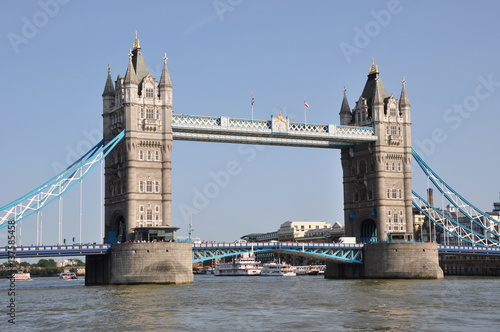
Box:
2 275 499 331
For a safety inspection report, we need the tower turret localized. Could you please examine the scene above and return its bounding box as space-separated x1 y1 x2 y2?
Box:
339 87 352 125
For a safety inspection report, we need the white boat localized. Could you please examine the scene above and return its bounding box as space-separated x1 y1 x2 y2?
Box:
12 272 31 281
59 272 77 279
260 262 296 276
214 253 261 276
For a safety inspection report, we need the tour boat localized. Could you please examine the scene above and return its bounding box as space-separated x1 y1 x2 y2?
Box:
214 253 261 276
260 262 296 276
59 272 78 279
12 272 31 281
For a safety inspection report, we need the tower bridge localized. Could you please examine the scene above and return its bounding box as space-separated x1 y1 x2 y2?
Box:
3 34 500 283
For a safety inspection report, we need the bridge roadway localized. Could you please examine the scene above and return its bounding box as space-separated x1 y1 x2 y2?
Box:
2 243 500 262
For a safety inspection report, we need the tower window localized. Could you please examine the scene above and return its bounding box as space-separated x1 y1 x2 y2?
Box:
146 181 153 192
155 151 160 161
139 205 144 212
146 210 153 220
139 181 144 192
155 181 160 193
140 108 144 118
146 108 154 119
145 88 154 98
139 150 144 160
147 151 152 161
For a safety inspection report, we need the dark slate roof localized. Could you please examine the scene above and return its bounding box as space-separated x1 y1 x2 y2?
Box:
361 72 389 109
131 47 150 84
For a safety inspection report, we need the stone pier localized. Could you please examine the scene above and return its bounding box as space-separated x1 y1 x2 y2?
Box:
85 242 193 285
325 242 444 279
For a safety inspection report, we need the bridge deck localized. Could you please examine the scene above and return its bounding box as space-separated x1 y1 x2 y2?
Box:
3 243 500 260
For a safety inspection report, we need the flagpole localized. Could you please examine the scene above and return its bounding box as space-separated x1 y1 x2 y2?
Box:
304 95 307 124
251 92 254 121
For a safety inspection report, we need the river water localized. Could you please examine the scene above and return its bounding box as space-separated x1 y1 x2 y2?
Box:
2 275 499 331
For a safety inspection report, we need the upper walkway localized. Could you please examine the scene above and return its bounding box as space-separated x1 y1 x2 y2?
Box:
172 114 377 148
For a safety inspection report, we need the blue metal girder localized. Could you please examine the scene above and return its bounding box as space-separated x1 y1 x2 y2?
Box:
192 242 364 264
0 244 111 259
438 245 500 256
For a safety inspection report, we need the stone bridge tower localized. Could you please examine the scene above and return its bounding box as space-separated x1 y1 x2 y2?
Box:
102 34 177 243
339 61 413 242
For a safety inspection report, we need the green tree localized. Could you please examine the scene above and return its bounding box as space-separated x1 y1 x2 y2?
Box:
19 261 31 267
74 259 85 266
36 259 51 268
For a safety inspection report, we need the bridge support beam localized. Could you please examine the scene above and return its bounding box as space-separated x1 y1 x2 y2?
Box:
85 242 193 285
325 242 443 279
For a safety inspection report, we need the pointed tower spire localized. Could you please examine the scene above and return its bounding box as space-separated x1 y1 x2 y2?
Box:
399 76 410 107
102 63 115 96
372 76 384 107
159 53 173 88
130 31 150 84
124 49 138 85
339 86 352 125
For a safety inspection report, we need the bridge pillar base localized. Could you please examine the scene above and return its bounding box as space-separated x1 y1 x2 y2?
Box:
325 242 444 279
85 242 193 285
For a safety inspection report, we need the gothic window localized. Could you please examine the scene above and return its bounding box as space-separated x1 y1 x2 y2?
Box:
385 163 389 171
146 210 153 220
390 126 397 135
386 189 390 199
155 181 160 193
388 210 392 216
398 127 401 135
147 151 152 161
139 181 144 192
155 205 160 213
140 108 144 118
392 189 397 199
391 163 395 171
155 110 160 120
139 150 144 160
359 160 367 174
390 107 397 117
155 151 160 161
394 214 398 223
397 163 402 172
139 205 144 212
145 88 154 98
398 189 402 199
146 108 154 119
140 215 144 221
146 181 153 192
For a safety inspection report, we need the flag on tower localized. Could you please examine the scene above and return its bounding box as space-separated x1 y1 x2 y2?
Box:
251 93 255 106
304 100 309 108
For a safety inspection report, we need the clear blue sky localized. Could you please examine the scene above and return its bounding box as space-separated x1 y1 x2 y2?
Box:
2 0 500 245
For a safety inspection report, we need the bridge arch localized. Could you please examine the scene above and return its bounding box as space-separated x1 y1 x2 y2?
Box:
360 219 377 243
107 214 126 244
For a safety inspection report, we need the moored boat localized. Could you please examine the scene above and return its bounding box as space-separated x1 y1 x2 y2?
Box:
214 253 261 276
260 262 296 276
59 272 78 279
12 272 31 281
